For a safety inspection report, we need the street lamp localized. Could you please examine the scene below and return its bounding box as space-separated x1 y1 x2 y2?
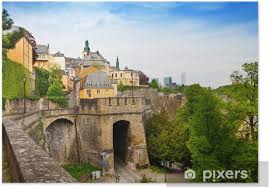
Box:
23 74 27 113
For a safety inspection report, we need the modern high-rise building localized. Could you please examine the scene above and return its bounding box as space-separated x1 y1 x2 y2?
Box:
181 72 186 85
164 77 172 87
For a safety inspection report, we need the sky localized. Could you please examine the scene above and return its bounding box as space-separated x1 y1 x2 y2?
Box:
3 2 258 88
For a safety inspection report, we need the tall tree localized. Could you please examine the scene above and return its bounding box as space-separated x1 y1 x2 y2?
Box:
149 79 159 89
2 9 13 30
48 64 62 84
228 62 258 140
183 85 236 182
35 68 50 96
146 109 191 167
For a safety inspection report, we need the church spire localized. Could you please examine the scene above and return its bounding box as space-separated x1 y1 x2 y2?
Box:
116 56 119 69
84 40 90 53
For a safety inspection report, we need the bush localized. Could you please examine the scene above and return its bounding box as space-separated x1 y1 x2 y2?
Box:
47 80 68 108
63 163 99 181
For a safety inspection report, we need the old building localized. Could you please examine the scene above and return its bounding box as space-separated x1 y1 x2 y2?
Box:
4 26 36 94
52 51 66 70
110 66 139 86
79 71 117 99
81 40 110 73
4 26 36 73
138 71 149 86
34 44 51 70
65 57 81 78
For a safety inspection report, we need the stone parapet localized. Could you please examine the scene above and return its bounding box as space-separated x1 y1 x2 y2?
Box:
2 117 76 183
80 97 149 114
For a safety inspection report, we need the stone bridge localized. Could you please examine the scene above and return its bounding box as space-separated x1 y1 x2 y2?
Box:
3 97 152 182
41 97 152 174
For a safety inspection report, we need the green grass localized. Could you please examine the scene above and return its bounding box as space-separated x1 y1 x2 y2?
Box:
63 163 99 181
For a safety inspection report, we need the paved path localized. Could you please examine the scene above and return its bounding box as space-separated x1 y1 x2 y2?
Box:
114 158 140 183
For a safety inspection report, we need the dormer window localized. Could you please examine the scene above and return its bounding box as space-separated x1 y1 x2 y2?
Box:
105 83 108 86
88 83 92 86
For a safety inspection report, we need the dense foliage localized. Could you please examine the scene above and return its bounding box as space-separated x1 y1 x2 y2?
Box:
2 58 30 99
35 67 50 96
149 79 159 89
48 64 63 84
47 80 68 108
146 109 191 168
2 9 13 30
146 62 258 182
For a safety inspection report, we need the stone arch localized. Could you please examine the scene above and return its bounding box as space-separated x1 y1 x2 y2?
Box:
113 120 131 166
45 118 78 164
43 116 75 131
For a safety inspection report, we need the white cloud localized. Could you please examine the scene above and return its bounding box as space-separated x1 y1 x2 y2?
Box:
7 4 258 88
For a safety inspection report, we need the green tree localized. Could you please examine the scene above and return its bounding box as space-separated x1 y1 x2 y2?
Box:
2 9 13 30
183 85 237 182
47 80 68 108
149 79 159 89
35 68 50 96
48 64 62 84
146 109 191 167
228 62 258 140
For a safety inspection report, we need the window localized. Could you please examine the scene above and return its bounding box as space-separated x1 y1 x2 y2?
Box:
115 73 117 77
88 83 92 86
112 73 113 78
87 90 91 97
120 73 123 77
131 73 133 77
97 89 100 94
105 83 108 86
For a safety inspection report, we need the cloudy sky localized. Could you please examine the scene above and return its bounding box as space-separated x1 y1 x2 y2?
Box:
3 2 258 88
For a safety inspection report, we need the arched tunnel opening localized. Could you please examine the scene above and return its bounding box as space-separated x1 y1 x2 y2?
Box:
113 120 130 166
46 118 78 164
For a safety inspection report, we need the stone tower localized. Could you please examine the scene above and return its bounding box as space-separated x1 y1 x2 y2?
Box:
116 56 119 69
82 40 90 58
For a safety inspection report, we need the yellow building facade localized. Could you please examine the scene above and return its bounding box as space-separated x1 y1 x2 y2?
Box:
7 36 34 73
79 71 117 99
110 67 140 86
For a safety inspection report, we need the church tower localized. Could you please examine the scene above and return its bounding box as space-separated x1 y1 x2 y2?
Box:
116 56 119 69
82 40 90 58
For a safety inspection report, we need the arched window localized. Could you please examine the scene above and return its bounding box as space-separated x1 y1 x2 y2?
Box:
105 83 108 86
88 83 92 86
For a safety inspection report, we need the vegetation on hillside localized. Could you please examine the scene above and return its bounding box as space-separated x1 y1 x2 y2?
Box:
2 58 31 99
146 62 258 182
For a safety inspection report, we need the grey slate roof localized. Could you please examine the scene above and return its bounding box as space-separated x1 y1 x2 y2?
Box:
36 45 49 54
83 72 114 89
54 51 65 57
